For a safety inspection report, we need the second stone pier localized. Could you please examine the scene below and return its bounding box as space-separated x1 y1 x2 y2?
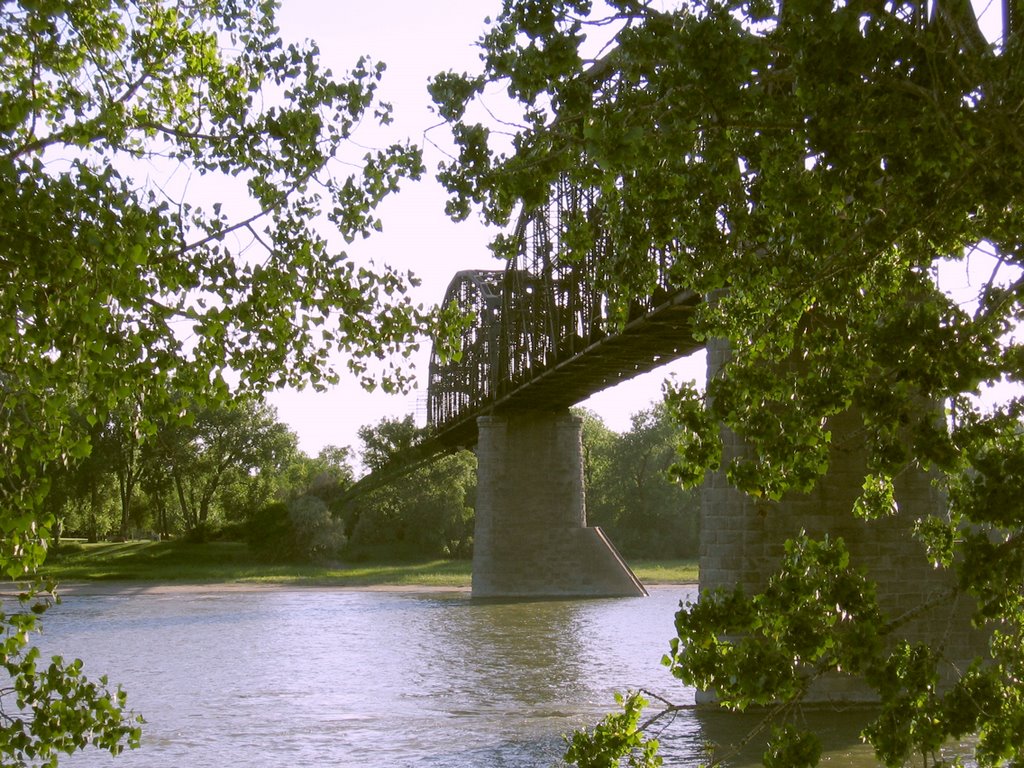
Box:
472 409 647 598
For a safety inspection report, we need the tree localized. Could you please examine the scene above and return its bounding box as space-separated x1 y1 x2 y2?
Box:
575 407 616 493
101 397 150 539
238 420 357 563
343 416 476 559
301 445 358 503
155 397 298 539
432 1 1024 765
42 411 120 543
343 450 477 559
246 494 347 564
138 443 177 540
584 404 700 558
1 0 435 763
356 414 426 472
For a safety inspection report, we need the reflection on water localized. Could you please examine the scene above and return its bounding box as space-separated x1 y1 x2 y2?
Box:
34 586 691 767
29 585 966 767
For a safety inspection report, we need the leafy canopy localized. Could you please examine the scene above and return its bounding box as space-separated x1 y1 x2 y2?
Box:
1 0 435 763
431 0 1024 765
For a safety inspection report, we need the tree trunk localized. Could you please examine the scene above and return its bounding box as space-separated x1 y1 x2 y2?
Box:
118 468 134 540
173 471 197 533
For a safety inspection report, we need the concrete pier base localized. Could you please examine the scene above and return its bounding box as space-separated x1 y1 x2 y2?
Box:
472 410 647 598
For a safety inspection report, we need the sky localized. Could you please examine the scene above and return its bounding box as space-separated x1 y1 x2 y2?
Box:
261 0 1013 459
265 0 707 457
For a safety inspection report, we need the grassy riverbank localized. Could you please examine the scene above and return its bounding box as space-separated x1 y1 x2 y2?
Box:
39 540 698 587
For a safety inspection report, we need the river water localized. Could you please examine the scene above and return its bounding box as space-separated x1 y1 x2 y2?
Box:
30 585 964 767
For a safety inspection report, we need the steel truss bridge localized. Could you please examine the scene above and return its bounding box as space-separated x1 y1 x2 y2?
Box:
342 178 702 498
427 176 702 447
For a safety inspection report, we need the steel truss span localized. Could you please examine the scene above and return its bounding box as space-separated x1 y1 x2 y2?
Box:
428 177 702 448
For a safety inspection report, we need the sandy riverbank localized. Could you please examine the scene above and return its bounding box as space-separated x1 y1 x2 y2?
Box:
2 581 470 597
3 581 692 597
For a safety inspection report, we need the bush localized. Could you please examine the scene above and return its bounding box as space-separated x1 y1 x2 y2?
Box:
288 495 346 563
245 496 346 563
245 501 298 562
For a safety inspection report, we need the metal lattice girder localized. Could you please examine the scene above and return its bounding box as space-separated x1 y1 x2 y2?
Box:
427 178 701 448
427 270 504 428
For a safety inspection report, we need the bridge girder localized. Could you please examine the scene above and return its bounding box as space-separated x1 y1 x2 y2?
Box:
427 177 701 448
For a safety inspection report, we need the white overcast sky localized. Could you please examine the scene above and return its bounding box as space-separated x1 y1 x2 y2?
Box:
263 0 1012 458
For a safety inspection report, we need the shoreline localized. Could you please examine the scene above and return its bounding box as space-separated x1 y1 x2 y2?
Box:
3 580 695 598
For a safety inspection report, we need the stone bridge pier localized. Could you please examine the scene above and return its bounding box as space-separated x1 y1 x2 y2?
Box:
472 410 647 598
700 339 983 701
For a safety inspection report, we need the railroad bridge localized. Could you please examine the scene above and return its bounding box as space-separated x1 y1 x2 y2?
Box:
426 178 702 597
406 178 976 692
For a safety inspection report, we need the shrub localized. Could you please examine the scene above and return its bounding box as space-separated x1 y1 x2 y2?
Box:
245 501 298 562
288 495 346 563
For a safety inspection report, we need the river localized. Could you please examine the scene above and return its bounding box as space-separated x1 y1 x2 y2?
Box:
30 585 967 767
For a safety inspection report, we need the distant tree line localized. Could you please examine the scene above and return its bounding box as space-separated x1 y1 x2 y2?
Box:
338 406 699 561
45 395 698 563
43 392 352 560
337 414 477 560
580 404 700 559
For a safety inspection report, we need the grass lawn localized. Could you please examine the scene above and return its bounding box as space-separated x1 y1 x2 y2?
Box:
38 540 697 587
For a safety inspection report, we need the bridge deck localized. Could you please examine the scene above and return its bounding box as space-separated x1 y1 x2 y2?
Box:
339 289 701 504
434 288 702 447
